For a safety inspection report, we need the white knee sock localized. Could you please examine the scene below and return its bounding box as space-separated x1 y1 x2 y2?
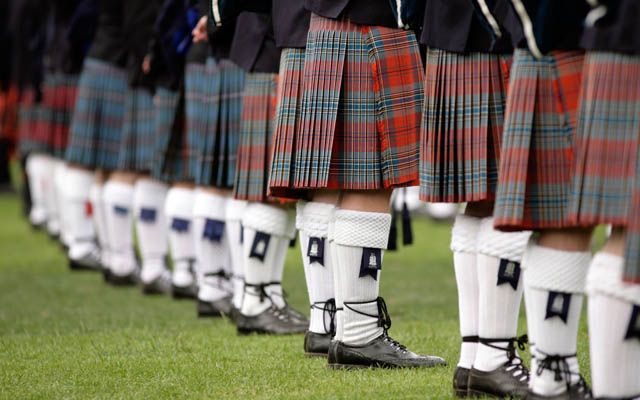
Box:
54 162 71 246
301 202 336 334
334 209 391 346
193 190 230 302
89 181 110 267
43 158 60 235
266 211 296 310
133 178 169 283
65 167 97 261
241 203 289 316
451 214 482 369
474 218 531 371
226 199 247 309
587 252 640 399
329 211 343 341
523 244 591 395
165 187 196 288
103 180 136 276
25 153 49 225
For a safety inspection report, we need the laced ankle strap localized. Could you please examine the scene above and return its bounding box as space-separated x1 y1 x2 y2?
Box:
343 297 391 333
479 335 530 381
535 351 591 397
265 281 288 303
244 283 269 303
203 270 231 291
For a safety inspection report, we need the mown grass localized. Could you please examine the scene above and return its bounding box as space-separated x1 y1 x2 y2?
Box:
0 190 591 399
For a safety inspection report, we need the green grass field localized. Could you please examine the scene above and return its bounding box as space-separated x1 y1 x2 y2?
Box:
0 189 592 399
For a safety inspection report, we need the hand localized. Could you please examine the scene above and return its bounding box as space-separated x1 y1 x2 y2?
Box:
142 55 152 74
192 16 208 43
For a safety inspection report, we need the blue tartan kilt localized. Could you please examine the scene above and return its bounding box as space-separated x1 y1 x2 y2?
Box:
65 58 127 170
187 58 245 187
117 88 156 172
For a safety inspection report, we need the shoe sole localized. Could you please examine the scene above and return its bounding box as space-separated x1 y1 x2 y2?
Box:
453 388 469 398
108 274 137 286
327 363 371 370
237 327 301 336
172 286 196 300
304 352 328 358
68 259 100 272
197 310 223 318
467 389 518 399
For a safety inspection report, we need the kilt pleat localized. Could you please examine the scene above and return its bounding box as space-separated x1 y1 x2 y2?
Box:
271 14 421 192
117 88 156 172
493 49 584 231
17 89 44 155
268 48 306 198
45 74 78 158
233 72 278 202
65 58 127 170
188 59 245 187
151 88 191 182
568 52 640 228
419 49 510 203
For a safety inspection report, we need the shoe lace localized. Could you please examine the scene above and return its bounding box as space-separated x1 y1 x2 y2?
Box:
343 297 409 354
479 335 530 382
204 270 232 294
536 351 592 398
310 299 337 335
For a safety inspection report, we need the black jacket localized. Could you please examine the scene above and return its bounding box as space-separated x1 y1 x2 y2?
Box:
304 0 396 28
87 0 126 67
123 0 161 88
9 0 48 94
229 12 281 73
581 0 640 54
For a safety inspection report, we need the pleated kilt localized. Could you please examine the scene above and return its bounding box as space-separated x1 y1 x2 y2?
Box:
189 58 245 188
493 49 585 231
117 88 156 172
569 52 640 229
419 49 511 203
65 58 127 170
150 87 191 182
269 14 422 194
17 89 44 155
42 74 78 158
1 85 20 144
233 72 278 202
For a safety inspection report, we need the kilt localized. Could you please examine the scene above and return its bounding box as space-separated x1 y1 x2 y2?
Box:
568 52 640 228
419 49 511 203
150 87 191 183
493 49 585 231
117 88 156 172
233 72 278 202
189 58 245 188
270 14 422 193
268 48 305 199
42 74 78 158
0 85 19 144
17 89 45 155
65 58 127 170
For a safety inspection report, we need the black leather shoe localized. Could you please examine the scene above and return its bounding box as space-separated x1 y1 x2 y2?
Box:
142 274 172 295
525 354 591 400
236 307 308 335
108 271 138 286
281 304 309 325
330 333 447 369
197 295 233 318
327 340 339 366
172 284 197 300
454 367 471 397
304 331 331 357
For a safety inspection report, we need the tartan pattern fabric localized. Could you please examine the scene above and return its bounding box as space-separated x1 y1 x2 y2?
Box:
42 74 78 158
569 52 640 229
268 48 305 199
281 14 421 191
65 58 128 170
233 72 278 202
187 59 245 187
1 85 20 144
493 49 585 231
117 88 156 172
17 89 45 155
151 88 191 183
419 49 511 203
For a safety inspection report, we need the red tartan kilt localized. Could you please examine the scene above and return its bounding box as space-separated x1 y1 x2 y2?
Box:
493 49 585 231
269 14 421 194
419 49 511 203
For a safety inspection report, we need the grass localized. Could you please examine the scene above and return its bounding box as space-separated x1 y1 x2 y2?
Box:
0 189 592 399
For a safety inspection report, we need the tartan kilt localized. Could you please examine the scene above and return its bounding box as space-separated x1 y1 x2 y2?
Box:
568 52 640 229
17 89 45 155
419 49 511 203
189 58 245 188
493 49 585 231
1 85 20 145
233 72 278 202
43 74 78 158
117 88 156 172
268 48 306 199
150 87 191 183
65 58 127 170
272 14 422 193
